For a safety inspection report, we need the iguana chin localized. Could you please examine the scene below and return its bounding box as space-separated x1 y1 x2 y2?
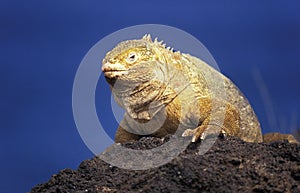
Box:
101 34 298 144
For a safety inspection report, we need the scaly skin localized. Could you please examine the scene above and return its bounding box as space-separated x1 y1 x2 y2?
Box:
102 34 298 144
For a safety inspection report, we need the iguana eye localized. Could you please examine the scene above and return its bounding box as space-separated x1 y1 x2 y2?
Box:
126 52 137 63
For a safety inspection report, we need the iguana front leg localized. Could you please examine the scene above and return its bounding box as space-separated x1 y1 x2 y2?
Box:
182 98 240 142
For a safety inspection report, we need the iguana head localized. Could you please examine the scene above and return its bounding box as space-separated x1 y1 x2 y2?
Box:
102 34 175 85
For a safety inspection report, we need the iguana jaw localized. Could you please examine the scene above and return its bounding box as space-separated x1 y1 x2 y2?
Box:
102 62 128 79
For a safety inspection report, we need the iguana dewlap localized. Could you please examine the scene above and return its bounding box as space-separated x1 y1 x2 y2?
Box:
102 34 298 144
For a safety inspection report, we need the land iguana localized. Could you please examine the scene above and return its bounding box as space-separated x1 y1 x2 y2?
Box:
101 34 298 144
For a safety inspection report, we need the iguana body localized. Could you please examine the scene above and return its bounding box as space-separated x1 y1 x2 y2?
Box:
102 35 298 144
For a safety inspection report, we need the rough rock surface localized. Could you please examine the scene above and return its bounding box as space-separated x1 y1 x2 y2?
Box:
30 136 300 193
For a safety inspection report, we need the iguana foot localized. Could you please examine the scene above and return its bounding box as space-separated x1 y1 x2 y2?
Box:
182 125 226 142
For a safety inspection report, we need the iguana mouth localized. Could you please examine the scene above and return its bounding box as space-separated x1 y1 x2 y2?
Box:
103 70 128 79
103 69 127 74
102 62 128 78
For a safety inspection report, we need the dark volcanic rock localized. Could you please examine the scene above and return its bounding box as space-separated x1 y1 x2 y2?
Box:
30 136 300 193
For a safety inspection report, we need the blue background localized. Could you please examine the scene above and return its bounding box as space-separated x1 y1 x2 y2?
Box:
1 1 299 192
